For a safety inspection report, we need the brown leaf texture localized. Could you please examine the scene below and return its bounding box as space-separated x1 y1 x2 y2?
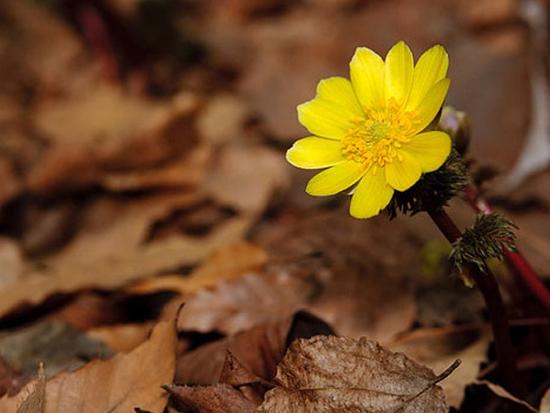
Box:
258 336 450 413
0 317 177 413
541 387 550 413
476 380 538 412
176 312 333 386
128 242 267 296
0 197 251 318
177 271 312 335
164 383 257 413
390 328 490 408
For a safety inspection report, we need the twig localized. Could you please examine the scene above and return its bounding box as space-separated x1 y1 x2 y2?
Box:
426 208 521 396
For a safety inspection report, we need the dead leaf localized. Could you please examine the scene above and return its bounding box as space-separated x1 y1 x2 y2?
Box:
28 83 200 195
390 327 490 408
101 146 209 192
177 271 313 335
0 358 27 398
87 323 154 353
176 311 333 385
0 237 23 288
475 380 538 412
219 351 266 387
129 242 267 296
256 211 419 341
0 321 111 378
203 145 289 214
541 387 550 413
258 335 450 413
0 197 252 319
0 159 20 206
197 94 251 145
47 293 127 331
0 317 177 413
16 363 45 413
164 383 257 413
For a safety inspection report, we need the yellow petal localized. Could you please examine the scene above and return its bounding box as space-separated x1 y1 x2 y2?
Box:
350 47 385 111
298 99 355 140
297 77 364 140
385 151 422 191
350 169 394 219
286 137 345 169
384 41 414 107
306 161 365 196
407 45 449 111
411 78 450 134
317 77 364 115
402 131 451 172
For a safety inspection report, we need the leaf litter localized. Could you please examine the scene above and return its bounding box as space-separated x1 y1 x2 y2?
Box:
0 0 549 412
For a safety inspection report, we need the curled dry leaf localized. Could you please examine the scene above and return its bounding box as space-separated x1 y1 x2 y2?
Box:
87 323 154 353
176 312 333 386
177 271 313 335
30 85 200 194
0 196 252 319
0 358 27 399
128 242 267 296
203 145 290 214
541 387 550 413
0 321 111 378
164 383 256 413
475 380 538 412
15 363 45 413
258 336 450 413
256 211 418 341
197 94 251 145
390 327 490 408
0 238 23 288
0 317 177 413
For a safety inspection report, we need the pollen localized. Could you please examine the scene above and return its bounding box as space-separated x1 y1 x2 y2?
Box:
342 101 418 169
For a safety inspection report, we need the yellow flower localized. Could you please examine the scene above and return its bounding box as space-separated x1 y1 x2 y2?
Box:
287 41 452 218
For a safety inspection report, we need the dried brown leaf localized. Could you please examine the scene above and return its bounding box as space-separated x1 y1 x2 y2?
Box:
0 321 111 378
476 380 538 412
390 328 490 408
0 317 177 413
129 242 267 296
257 212 418 341
0 358 27 398
204 145 289 214
258 336 450 413
87 323 154 353
0 197 252 318
176 318 291 386
16 363 45 413
197 94 250 145
177 271 312 335
541 387 550 413
176 312 333 385
164 383 256 413
0 237 23 288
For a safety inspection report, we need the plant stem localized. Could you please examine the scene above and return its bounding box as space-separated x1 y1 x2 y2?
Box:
427 208 521 395
463 185 550 311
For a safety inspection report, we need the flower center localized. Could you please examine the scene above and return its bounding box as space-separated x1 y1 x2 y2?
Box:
342 103 418 170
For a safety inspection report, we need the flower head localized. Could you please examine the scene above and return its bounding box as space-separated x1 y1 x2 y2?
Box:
287 41 452 218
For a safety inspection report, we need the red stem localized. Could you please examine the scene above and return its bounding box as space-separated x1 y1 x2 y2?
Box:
427 208 521 396
463 185 550 311
75 2 120 82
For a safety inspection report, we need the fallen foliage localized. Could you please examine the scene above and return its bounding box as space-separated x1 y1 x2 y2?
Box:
259 335 452 412
0 317 177 413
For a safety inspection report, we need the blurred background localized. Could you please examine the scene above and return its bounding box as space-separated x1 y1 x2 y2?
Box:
0 0 549 410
